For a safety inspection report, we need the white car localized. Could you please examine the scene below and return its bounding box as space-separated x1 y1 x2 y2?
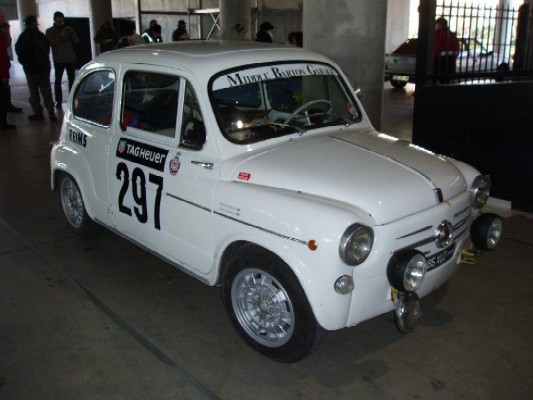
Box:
51 41 502 362
385 37 510 88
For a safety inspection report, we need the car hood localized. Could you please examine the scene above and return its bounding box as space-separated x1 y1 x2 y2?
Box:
230 129 468 225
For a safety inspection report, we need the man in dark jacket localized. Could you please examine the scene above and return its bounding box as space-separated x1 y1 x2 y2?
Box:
142 24 162 43
256 21 274 43
46 11 79 108
16 15 57 121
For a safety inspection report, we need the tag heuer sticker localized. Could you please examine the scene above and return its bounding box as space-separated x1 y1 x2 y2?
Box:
169 152 181 176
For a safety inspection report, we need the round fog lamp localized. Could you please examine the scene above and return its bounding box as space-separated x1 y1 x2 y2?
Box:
394 292 421 333
387 249 428 292
470 213 503 250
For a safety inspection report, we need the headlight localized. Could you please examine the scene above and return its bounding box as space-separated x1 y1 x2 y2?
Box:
470 175 491 208
470 213 503 250
387 249 428 292
339 224 374 265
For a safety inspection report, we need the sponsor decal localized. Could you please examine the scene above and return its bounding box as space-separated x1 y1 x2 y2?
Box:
68 127 87 148
238 172 251 181
115 137 168 172
219 202 241 217
213 63 338 90
169 152 181 176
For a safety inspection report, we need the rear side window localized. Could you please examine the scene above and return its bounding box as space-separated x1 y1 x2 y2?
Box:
121 71 180 138
179 81 206 150
73 70 115 126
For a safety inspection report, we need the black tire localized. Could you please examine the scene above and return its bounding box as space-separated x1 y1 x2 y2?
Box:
59 174 103 239
221 245 325 363
390 80 407 89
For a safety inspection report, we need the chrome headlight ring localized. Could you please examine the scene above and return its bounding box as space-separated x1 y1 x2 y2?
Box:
470 175 491 209
339 223 374 266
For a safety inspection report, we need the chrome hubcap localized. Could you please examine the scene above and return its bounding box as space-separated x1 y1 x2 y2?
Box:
231 268 295 347
61 179 83 228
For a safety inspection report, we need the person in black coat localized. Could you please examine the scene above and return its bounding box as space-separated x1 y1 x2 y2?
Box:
256 21 274 43
15 15 57 121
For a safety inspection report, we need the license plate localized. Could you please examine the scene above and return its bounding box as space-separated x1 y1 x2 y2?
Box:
392 75 409 82
426 244 455 271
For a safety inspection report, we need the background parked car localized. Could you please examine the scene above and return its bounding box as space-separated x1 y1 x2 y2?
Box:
384 37 510 88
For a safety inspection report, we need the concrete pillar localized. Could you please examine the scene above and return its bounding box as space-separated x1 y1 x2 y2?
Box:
220 0 251 40
16 0 38 32
88 0 113 58
303 1 387 130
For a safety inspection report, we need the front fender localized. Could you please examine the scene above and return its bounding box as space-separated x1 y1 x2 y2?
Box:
212 181 375 330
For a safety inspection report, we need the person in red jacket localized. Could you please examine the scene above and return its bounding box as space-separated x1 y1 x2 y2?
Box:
0 9 15 129
433 17 460 84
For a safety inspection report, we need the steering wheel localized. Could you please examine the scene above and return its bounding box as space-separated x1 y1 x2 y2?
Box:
282 99 332 127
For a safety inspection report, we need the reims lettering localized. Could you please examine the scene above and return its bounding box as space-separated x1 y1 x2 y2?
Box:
68 128 87 148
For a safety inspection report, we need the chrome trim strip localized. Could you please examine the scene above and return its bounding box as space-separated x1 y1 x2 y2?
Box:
166 192 211 212
454 206 470 218
165 193 307 246
396 225 433 240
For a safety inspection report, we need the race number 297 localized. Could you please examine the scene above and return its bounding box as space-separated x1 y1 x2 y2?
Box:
116 162 163 230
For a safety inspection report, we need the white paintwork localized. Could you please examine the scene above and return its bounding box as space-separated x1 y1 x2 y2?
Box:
51 41 487 331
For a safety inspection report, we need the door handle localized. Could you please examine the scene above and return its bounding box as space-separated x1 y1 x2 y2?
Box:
191 161 214 170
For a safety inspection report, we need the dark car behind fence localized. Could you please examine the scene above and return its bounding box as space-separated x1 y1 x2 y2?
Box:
413 0 533 213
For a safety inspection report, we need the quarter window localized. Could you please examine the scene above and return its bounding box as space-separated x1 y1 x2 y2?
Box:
121 71 180 138
179 82 206 150
73 70 115 126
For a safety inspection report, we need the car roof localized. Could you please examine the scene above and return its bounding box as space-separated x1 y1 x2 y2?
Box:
93 40 333 78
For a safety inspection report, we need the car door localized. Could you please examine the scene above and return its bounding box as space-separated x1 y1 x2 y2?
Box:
69 68 116 224
108 65 218 276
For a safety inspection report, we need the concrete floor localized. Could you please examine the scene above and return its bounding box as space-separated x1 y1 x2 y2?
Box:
1 69 532 400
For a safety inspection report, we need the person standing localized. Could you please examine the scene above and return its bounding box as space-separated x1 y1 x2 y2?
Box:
255 21 274 43
0 8 14 129
513 0 530 71
142 23 162 43
15 15 57 122
94 20 118 54
46 11 79 108
1 19 22 113
433 17 460 84
172 20 189 41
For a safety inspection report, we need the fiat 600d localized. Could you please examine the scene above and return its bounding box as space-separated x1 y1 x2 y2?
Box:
50 41 502 362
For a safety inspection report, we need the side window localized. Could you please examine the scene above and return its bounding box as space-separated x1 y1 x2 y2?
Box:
73 70 115 126
121 71 180 138
179 82 206 150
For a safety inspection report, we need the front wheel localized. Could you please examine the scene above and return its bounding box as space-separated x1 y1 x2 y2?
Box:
221 246 325 363
59 174 103 239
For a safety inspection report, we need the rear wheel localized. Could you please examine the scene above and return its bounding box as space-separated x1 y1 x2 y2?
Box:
221 246 325 363
390 79 407 89
59 174 103 239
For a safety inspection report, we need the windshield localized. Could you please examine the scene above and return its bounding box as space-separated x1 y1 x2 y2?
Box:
210 63 361 144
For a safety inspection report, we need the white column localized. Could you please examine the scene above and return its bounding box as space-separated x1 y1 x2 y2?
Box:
304 0 388 129
88 0 113 58
220 0 251 40
16 0 38 32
